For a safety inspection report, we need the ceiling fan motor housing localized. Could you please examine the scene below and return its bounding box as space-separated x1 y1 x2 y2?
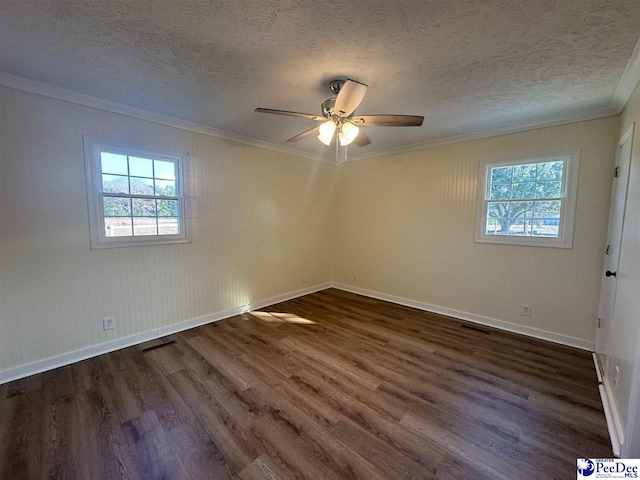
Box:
321 98 336 118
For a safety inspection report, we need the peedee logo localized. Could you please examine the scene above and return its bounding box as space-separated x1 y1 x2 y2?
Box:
578 458 640 479
577 459 595 477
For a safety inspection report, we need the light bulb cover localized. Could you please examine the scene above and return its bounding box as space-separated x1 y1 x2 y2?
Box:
317 133 332 146
339 123 360 146
318 121 336 145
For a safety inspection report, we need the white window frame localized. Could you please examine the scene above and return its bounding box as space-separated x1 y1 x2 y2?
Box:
475 149 580 248
84 136 189 249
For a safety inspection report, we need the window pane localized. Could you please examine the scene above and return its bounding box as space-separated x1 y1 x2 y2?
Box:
104 217 132 237
531 219 559 237
536 181 561 199
486 218 509 235
511 182 536 199
154 160 176 180
157 199 179 217
512 163 537 182
103 197 131 217
490 166 512 184
102 174 129 194
158 217 180 235
133 217 158 236
155 179 177 196
132 198 157 217
534 200 561 218
490 184 511 200
487 202 509 219
537 160 564 181
129 156 154 178
101 152 128 175
509 202 534 236
130 177 154 195
510 201 534 220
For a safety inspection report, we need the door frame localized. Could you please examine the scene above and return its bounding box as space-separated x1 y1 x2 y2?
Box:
620 122 640 458
594 124 634 457
595 125 634 370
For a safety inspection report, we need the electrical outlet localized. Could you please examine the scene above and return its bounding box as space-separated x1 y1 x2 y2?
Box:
615 366 620 387
521 305 531 317
102 316 114 331
353 273 358 282
301 274 307 284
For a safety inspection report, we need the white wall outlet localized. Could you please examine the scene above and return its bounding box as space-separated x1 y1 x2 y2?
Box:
615 366 620 387
102 316 115 331
301 274 307 284
521 305 532 317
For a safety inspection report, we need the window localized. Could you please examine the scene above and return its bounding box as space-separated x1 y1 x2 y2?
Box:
84 138 188 248
475 150 579 248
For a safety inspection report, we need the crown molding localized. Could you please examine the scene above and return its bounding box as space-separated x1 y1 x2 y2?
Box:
344 106 618 162
610 37 640 113
0 72 332 164
0 69 631 165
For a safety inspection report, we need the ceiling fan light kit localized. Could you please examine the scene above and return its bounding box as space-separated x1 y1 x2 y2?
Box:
255 78 424 160
318 120 336 145
339 122 359 146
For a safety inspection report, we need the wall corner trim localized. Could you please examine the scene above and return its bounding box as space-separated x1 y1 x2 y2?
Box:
331 283 595 351
0 283 332 385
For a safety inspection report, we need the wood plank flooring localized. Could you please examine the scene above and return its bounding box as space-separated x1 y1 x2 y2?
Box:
0 288 611 479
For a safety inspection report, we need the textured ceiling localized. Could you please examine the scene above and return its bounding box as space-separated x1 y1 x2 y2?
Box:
1 0 639 159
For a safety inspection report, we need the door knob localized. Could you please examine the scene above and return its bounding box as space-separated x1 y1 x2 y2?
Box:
606 270 617 278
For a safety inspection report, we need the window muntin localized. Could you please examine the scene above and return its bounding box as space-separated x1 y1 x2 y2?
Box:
475 151 579 248
85 138 188 248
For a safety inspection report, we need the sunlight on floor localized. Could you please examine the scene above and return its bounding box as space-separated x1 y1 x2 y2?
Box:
250 311 316 324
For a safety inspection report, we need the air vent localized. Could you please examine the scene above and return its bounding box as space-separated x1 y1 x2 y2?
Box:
459 324 491 335
140 340 176 353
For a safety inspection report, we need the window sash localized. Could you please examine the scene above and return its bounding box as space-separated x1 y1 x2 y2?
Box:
84 137 189 249
475 150 579 248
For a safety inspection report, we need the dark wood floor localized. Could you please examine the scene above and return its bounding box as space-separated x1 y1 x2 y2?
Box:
0 289 611 479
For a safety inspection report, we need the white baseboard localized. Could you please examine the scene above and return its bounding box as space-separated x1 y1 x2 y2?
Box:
0 283 331 385
1 281 596 384
332 283 595 351
593 353 622 456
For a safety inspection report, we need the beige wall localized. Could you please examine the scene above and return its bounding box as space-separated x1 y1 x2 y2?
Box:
0 84 624 379
333 117 619 346
0 86 334 375
606 81 640 450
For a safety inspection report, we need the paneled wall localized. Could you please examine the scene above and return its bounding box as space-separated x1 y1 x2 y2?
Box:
333 117 619 346
0 83 623 378
0 86 334 374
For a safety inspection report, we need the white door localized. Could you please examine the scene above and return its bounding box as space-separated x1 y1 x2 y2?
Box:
595 126 634 375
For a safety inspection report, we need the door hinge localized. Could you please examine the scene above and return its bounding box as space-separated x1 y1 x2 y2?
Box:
614 166 620 178
605 244 611 255
598 318 603 328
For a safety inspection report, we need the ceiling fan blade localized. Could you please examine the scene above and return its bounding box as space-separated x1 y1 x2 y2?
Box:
353 130 372 147
286 126 320 142
255 108 324 121
333 80 368 117
352 115 424 126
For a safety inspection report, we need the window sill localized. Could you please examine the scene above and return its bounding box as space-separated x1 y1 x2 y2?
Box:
475 235 572 248
90 236 191 249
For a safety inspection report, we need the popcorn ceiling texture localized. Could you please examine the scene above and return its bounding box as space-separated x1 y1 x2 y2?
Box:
0 0 638 158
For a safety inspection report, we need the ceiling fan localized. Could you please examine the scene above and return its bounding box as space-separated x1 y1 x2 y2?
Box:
255 79 424 150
